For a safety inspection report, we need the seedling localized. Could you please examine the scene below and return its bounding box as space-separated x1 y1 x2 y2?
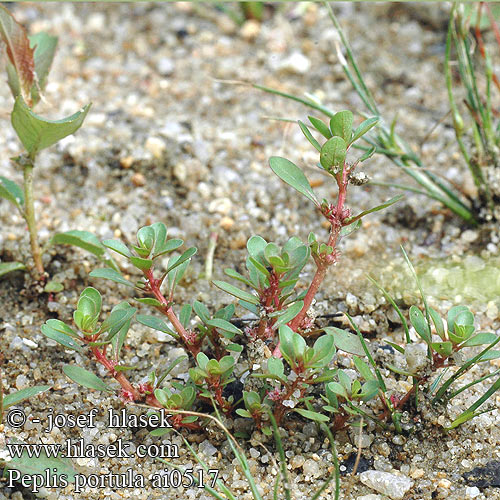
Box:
0 6 90 278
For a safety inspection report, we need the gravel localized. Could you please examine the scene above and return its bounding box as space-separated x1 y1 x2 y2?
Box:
1 3 500 500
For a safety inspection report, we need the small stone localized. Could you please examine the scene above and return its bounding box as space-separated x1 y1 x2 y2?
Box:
356 495 384 500
405 343 428 372
131 172 146 187
219 216 234 231
461 229 478 243
199 440 217 457
411 468 425 479
465 486 481 498
290 455 305 469
208 198 232 215
7 233 16 241
240 20 260 41
359 470 413 500
278 51 311 75
486 301 498 320
120 156 135 169
145 137 166 159
157 57 175 76
438 478 451 489
302 458 320 478
15 374 29 390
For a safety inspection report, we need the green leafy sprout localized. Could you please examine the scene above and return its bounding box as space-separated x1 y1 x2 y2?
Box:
0 5 90 279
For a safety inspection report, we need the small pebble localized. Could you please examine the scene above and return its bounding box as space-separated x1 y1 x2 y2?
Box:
131 172 146 187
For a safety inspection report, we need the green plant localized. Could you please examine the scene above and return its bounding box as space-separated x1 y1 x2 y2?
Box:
256 2 500 224
445 3 500 221
41 109 403 431
0 6 90 278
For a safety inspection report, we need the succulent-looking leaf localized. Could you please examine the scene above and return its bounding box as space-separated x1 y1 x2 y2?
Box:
212 280 259 305
11 96 90 159
0 261 25 277
102 239 132 258
431 341 453 357
409 306 431 343
462 333 498 347
343 194 403 225
329 110 353 142
324 327 366 356
308 115 332 139
62 365 112 392
51 230 105 258
206 318 242 337
276 301 304 326
165 247 197 274
136 314 178 339
0 5 35 105
320 136 346 171
4 439 77 482
351 116 379 143
298 120 321 152
3 385 50 409
294 408 330 422
89 268 135 288
269 156 318 206
0 175 24 209
41 323 83 352
339 219 361 238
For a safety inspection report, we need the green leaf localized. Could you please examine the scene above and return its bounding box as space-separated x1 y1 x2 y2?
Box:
89 268 135 287
320 136 346 170
308 334 336 368
41 323 83 352
358 145 376 162
267 357 285 381
329 110 353 142
30 32 57 98
227 343 244 353
269 156 319 206
74 287 101 332
4 439 76 483
429 307 445 340
3 386 50 409
136 314 178 339
308 115 332 139
44 280 64 293
102 239 132 258
353 356 375 381
11 96 91 159
343 194 403 225
351 116 379 143
50 230 105 259
324 327 366 356
44 319 79 338
165 247 197 274
275 301 304 326
62 365 112 392
431 341 453 357
278 325 295 367
99 307 136 340
136 298 162 307
0 261 26 277
462 333 498 347
130 256 153 272
110 302 135 360
409 305 431 343
298 120 321 152
340 219 361 238
206 318 242 337
0 175 24 209
447 305 470 333
294 408 329 422
327 381 348 399
212 280 259 305
179 304 192 328
193 300 210 323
